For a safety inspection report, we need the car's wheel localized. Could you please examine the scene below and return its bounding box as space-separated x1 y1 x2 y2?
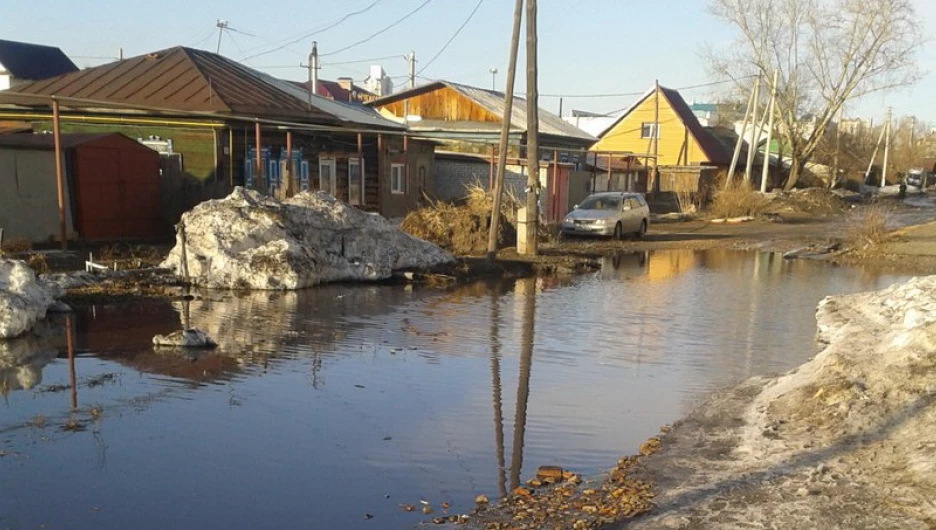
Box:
635 220 647 239
613 222 624 241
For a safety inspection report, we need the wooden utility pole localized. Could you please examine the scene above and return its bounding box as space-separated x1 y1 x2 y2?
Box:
52 98 67 250
523 0 540 256
486 0 524 261
760 69 778 193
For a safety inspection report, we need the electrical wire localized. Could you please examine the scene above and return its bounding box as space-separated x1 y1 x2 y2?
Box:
321 0 435 58
416 0 485 76
242 0 387 61
324 54 406 66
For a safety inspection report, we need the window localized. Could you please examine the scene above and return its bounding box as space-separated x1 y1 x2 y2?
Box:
319 158 337 196
391 163 406 194
640 122 659 139
348 157 364 205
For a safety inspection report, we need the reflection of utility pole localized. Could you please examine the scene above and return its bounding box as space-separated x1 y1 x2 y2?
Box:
510 279 536 490
66 314 77 410
489 289 507 497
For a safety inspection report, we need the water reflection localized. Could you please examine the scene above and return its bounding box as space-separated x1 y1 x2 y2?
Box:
0 322 62 395
0 250 914 530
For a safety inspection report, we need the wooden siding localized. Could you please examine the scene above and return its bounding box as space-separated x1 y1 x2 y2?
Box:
590 92 708 166
375 86 501 123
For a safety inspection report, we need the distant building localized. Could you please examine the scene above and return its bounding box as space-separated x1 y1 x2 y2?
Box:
563 110 618 137
0 39 78 90
689 102 719 127
293 77 376 103
364 65 394 97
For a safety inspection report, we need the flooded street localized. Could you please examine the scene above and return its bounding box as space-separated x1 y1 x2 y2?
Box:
0 250 911 530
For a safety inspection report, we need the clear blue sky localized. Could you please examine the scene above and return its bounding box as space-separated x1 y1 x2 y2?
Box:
2 0 934 123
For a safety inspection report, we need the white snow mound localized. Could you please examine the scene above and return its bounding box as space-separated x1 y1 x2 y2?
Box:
160 188 454 290
0 259 59 339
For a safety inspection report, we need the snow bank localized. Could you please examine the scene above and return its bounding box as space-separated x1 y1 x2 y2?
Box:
160 188 454 290
630 275 936 528
0 259 62 339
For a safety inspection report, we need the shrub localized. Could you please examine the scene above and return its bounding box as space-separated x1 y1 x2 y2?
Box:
846 204 891 249
708 180 768 219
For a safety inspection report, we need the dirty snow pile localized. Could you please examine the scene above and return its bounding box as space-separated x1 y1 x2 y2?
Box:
0 259 62 339
160 188 454 290
630 275 936 529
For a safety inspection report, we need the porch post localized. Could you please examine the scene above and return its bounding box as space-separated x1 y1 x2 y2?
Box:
286 130 293 197
52 98 67 250
254 120 265 195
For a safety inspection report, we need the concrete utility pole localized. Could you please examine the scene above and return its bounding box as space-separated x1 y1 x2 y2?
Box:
882 107 892 187
726 83 756 188
523 0 540 256
744 74 762 183
760 69 778 193
486 0 524 262
407 51 417 89
310 42 319 97
215 20 228 54
831 105 842 190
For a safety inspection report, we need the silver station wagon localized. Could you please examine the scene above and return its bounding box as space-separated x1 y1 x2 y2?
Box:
560 192 650 240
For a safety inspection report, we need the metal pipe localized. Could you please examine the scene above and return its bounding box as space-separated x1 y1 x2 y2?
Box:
52 98 67 250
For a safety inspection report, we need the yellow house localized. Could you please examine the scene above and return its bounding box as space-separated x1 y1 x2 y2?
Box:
591 85 731 168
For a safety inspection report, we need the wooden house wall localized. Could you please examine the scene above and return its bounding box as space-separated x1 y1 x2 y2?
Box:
590 93 708 166
375 86 501 123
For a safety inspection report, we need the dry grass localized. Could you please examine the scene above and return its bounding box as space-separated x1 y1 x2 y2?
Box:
401 183 522 256
26 253 49 275
0 238 31 255
846 204 892 249
709 180 769 219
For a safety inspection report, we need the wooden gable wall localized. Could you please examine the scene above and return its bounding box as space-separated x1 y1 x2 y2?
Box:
591 91 708 166
373 86 501 123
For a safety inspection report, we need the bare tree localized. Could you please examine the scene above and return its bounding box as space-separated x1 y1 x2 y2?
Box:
707 0 922 190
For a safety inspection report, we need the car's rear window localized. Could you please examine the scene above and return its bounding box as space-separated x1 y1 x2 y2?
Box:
580 196 621 210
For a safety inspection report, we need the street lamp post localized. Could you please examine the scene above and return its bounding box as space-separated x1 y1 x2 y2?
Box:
489 68 499 91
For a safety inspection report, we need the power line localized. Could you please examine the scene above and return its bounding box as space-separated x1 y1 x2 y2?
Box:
325 54 405 66
242 0 387 61
321 0 435 58
535 76 756 99
417 0 485 76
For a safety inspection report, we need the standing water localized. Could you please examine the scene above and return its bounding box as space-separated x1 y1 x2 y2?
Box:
0 250 911 530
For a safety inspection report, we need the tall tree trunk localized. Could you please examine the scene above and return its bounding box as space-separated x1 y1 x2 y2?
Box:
784 154 802 191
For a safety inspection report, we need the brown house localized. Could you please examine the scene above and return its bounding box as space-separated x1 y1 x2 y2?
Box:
0 46 433 226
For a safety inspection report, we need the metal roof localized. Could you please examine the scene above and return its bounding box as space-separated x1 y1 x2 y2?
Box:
368 80 596 144
256 73 404 130
0 132 150 150
0 40 78 81
0 47 338 123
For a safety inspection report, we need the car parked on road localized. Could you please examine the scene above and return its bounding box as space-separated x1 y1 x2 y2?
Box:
560 192 650 240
